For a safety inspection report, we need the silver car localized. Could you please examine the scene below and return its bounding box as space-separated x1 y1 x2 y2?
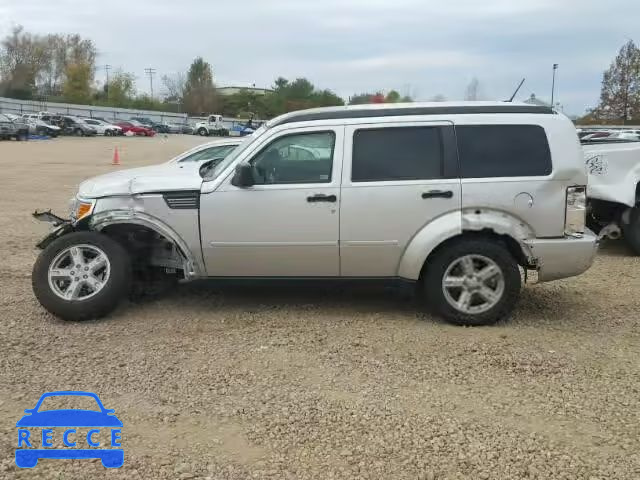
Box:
31 102 597 326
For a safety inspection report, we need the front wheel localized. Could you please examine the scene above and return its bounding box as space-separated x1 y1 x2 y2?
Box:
32 232 132 321
623 206 640 255
197 127 208 136
423 238 521 326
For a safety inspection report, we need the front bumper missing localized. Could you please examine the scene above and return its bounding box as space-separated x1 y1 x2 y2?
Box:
32 210 73 249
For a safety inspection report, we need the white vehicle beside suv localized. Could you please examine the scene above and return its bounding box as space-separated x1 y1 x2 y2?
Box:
31 102 597 326
582 138 640 253
79 118 122 136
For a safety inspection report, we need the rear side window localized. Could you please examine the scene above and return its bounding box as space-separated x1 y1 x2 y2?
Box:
352 127 443 182
456 125 552 178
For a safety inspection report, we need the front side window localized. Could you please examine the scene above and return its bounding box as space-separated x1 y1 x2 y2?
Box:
250 131 335 184
456 125 552 178
352 126 444 182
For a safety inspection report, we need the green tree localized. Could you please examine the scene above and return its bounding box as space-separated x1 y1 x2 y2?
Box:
183 57 217 114
349 93 376 105
596 40 640 123
104 70 135 107
62 62 92 103
385 90 401 103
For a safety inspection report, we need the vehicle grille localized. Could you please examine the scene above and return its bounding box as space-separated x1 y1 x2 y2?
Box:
162 191 200 209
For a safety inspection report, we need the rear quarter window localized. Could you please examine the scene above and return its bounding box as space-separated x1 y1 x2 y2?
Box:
456 125 552 178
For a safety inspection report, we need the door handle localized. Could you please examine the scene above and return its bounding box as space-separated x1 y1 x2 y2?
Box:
307 194 337 203
421 190 454 199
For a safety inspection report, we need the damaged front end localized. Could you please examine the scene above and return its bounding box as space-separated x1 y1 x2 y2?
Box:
32 210 75 249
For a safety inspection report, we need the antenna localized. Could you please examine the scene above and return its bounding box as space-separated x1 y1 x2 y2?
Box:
507 78 525 102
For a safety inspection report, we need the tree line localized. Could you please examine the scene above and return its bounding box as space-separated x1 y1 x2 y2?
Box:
0 25 413 118
3 24 636 122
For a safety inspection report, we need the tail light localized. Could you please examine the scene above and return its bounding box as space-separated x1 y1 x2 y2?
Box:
565 186 586 237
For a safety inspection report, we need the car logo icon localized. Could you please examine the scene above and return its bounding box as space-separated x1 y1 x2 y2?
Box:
15 391 123 468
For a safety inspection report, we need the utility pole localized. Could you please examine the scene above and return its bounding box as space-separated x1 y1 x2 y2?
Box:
144 68 156 98
551 63 558 109
102 64 111 99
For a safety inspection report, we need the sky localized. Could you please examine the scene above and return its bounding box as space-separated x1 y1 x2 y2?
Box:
0 0 637 116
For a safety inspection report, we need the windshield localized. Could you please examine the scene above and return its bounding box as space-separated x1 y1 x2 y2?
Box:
203 125 267 181
37 395 101 412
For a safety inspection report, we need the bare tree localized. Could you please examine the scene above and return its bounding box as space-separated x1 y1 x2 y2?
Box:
162 72 186 102
0 25 47 98
596 40 640 123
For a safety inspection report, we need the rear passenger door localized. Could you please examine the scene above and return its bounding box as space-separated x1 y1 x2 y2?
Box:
340 122 461 277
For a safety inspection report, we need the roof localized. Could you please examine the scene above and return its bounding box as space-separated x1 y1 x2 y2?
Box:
268 101 555 127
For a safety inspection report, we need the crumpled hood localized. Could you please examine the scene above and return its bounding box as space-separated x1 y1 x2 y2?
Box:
583 142 640 207
78 163 203 198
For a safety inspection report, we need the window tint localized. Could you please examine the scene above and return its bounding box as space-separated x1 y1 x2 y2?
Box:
251 131 335 184
352 127 443 182
456 125 552 178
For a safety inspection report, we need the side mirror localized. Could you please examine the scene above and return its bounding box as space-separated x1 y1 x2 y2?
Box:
231 163 255 188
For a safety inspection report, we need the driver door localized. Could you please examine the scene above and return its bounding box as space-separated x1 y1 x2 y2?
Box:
200 126 343 277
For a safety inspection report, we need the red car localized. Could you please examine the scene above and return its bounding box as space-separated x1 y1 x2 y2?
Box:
115 120 155 137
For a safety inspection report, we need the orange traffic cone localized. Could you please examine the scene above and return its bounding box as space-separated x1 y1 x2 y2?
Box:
112 147 120 166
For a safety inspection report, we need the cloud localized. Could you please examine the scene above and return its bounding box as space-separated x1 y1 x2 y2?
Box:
0 0 637 114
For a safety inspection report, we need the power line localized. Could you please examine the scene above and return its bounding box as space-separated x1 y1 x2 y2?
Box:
144 68 156 98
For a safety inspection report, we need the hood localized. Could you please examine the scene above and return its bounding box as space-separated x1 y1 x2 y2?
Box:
78 162 203 198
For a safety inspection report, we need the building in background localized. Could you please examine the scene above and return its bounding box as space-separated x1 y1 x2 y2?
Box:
217 86 273 96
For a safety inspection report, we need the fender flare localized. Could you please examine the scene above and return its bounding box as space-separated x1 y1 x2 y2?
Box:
89 210 203 278
397 208 536 280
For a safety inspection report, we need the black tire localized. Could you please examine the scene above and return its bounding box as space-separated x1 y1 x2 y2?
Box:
197 127 208 136
623 206 640 255
16 130 28 141
105 129 112 136
74 128 83 137
423 238 521 326
32 231 132 321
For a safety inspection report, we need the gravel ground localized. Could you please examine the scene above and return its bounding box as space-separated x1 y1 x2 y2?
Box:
0 136 639 479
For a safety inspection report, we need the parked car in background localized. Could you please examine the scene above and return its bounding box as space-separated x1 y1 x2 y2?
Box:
60 116 97 136
21 114 61 137
115 120 155 137
167 122 193 134
130 116 170 134
0 113 29 140
80 118 122 136
168 139 242 164
32 102 597 326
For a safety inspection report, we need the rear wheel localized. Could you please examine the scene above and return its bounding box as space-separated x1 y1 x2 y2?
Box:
74 128 83 136
623 206 640 255
32 231 132 321
423 238 521 326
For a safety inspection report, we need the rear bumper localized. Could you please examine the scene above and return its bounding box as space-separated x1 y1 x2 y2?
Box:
524 229 598 282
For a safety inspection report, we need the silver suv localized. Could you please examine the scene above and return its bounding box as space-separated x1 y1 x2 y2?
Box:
32 102 598 326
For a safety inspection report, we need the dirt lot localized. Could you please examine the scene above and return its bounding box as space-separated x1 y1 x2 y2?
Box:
0 136 639 479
